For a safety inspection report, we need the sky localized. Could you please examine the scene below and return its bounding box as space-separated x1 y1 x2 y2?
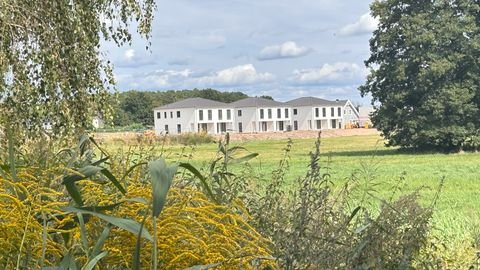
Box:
101 0 377 104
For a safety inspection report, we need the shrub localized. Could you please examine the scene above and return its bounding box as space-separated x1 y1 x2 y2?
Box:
207 133 436 269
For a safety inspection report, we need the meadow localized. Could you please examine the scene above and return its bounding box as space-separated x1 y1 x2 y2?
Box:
4 131 479 268
125 133 480 243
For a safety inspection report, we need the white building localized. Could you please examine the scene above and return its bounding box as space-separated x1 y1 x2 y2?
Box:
230 97 291 133
153 96 360 135
153 97 232 135
286 97 359 130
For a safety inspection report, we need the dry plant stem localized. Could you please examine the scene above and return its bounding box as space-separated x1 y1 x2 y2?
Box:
153 216 158 270
16 206 32 269
40 211 47 269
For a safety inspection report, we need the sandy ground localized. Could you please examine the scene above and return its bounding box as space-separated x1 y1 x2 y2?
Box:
94 129 380 143
222 129 380 142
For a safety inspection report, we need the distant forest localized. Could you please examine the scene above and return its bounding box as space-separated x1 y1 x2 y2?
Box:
113 89 272 127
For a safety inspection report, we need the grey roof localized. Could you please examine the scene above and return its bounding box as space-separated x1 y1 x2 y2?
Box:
229 97 287 108
154 97 228 110
286 97 348 107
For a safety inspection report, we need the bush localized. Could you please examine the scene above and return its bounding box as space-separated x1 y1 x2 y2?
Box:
0 134 274 269
201 133 438 269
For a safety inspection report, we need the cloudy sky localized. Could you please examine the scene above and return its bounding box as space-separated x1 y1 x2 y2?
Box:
101 0 377 104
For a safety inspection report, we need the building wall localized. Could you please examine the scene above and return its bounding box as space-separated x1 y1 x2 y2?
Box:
154 100 360 135
153 108 196 135
342 102 360 125
291 106 312 130
312 106 344 129
255 106 291 132
234 107 257 133
196 107 234 134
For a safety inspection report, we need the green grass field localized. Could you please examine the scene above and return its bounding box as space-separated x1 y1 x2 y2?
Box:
110 134 480 243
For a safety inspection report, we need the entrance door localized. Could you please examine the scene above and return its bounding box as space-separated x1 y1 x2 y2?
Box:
261 122 267 132
331 119 337 129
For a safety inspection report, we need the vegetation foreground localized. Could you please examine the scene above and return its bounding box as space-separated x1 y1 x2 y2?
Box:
2 132 480 269
154 133 480 241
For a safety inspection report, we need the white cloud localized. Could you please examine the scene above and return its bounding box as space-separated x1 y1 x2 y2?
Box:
338 13 378 36
195 64 274 86
144 69 192 87
117 49 156 68
290 62 367 85
258 41 311 60
124 49 135 61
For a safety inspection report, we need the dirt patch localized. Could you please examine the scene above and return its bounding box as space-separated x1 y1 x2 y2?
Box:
93 129 380 144
222 129 380 142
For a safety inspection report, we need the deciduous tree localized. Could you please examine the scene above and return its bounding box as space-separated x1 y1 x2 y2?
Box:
360 0 480 151
0 0 155 140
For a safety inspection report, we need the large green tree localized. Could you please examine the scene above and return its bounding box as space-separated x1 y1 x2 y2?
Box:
360 0 480 151
0 0 155 140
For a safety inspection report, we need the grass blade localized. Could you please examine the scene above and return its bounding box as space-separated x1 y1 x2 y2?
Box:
90 226 111 258
178 162 216 202
84 251 108 270
77 213 89 253
63 207 153 242
229 153 259 164
132 215 148 270
100 168 126 194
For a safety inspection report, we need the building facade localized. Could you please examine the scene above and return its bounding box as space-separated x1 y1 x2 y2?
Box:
153 96 359 135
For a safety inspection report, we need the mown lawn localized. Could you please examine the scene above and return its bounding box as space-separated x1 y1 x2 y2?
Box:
107 134 480 242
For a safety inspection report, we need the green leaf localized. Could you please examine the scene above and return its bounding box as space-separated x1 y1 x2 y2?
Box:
62 165 126 196
64 182 83 206
78 134 91 157
226 146 247 155
63 207 153 242
84 251 108 270
59 251 78 270
89 136 109 157
91 157 109 166
90 226 111 258
132 215 147 270
121 162 148 183
77 213 89 252
178 163 216 203
62 165 104 184
78 197 148 213
100 168 126 194
229 153 259 164
149 159 177 217
78 202 124 212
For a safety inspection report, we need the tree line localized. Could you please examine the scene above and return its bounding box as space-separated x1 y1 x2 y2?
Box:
112 89 262 127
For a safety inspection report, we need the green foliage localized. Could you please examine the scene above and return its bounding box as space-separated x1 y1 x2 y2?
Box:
360 0 480 151
0 0 155 142
259 136 435 269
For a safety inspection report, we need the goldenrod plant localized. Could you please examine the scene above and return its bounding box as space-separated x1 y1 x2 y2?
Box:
0 134 276 269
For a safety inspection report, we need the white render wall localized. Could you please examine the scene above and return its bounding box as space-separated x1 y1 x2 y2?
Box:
254 106 291 132
154 108 196 135
153 100 360 135
234 107 257 133
291 107 312 130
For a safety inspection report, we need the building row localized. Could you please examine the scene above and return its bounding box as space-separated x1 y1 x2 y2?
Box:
153 96 360 135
